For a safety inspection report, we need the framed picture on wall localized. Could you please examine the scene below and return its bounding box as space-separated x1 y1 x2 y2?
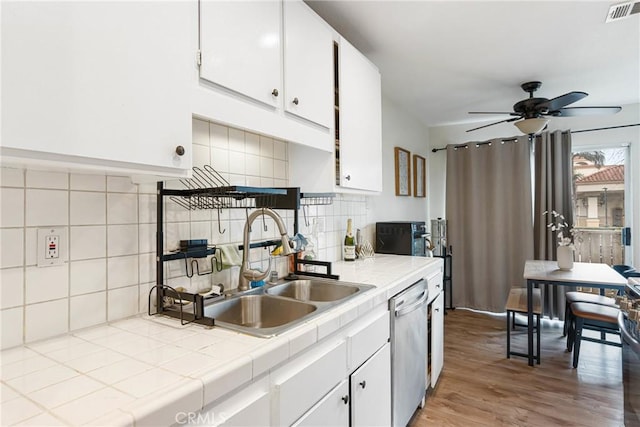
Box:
394 147 411 196
413 154 426 198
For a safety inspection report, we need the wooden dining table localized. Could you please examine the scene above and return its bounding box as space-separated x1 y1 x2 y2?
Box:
523 260 627 366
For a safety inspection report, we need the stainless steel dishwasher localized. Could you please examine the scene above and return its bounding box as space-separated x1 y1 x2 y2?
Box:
390 279 428 427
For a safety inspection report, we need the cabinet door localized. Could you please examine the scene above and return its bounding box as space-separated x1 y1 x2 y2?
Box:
283 0 333 128
292 380 349 427
431 291 444 388
1 1 192 177
338 37 382 192
187 377 270 427
199 0 281 108
350 343 391 427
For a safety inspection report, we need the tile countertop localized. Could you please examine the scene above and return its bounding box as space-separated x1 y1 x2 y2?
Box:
0 255 442 427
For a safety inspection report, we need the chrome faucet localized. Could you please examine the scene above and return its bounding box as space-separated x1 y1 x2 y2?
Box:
238 208 293 291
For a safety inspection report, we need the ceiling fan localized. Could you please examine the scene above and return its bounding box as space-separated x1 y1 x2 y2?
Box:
467 81 622 134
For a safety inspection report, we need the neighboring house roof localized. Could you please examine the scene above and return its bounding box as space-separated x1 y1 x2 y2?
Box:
576 165 624 184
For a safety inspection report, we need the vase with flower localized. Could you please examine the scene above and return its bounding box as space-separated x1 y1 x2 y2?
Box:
544 210 578 270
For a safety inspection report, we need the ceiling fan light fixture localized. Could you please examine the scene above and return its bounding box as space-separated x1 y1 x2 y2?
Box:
514 118 549 135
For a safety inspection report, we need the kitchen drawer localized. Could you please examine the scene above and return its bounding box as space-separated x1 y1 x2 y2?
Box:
347 309 389 370
271 340 347 426
427 270 443 304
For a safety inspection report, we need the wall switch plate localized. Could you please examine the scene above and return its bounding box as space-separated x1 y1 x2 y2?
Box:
37 227 66 267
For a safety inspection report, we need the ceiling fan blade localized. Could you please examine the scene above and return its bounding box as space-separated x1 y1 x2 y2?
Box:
466 117 520 132
550 106 622 117
539 91 588 112
468 112 519 115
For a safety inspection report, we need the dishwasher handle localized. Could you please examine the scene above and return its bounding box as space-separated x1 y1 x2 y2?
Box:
395 290 428 317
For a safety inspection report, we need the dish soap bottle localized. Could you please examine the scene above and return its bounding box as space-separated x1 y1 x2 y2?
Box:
344 219 356 261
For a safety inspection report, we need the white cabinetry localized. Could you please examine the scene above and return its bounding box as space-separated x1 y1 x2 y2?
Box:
289 35 382 193
189 376 270 427
292 380 350 427
350 343 391 427
430 291 444 388
337 37 383 192
196 0 333 151
1 1 193 178
283 0 333 128
426 269 444 388
199 1 281 108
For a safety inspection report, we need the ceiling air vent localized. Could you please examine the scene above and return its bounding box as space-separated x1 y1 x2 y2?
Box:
605 1 640 22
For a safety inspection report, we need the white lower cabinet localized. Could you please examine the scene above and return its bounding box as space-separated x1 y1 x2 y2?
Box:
350 343 391 427
271 340 348 426
292 380 350 427
430 290 444 388
186 376 270 427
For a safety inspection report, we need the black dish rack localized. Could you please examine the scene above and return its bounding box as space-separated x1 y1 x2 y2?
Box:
150 165 335 326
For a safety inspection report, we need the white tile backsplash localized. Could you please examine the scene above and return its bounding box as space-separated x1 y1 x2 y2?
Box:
25 264 69 304
0 267 24 309
1 307 23 348
25 189 68 226
25 299 68 342
70 258 107 296
107 224 139 257
1 188 24 227
1 167 25 187
107 176 137 193
107 285 139 321
70 292 107 330
70 191 106 225
26 170 68 190
0 228 24 268
70 173 106 191
70 226 107 261
107 255 139 289
107 193 138 225
1 120 370 349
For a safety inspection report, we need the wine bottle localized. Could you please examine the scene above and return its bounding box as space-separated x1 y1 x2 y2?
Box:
344 219 356 261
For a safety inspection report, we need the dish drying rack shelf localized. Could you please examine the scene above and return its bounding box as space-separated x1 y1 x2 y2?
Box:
152 165 336 326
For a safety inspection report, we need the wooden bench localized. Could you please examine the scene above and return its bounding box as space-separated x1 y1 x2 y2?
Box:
506 287 542 363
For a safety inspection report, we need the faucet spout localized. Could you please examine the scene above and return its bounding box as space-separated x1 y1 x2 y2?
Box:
239 208 292 291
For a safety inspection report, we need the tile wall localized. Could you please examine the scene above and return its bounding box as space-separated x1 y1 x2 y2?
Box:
0 119 371 349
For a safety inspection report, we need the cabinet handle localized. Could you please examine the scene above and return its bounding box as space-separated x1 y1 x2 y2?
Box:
341 395 349 404
435 308 440 312
359 380 366 389
292 97 299 105
345 174 351 181
272 88 279 97
175 145 185 156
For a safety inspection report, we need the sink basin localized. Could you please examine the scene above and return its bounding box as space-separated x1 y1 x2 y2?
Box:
202 277 375 337
204 294 317 336
265 279 360 302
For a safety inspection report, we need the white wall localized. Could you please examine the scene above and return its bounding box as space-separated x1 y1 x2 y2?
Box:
427 103 640 267
369 95 430 224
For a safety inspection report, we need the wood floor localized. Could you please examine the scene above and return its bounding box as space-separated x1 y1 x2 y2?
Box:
410 309 623 427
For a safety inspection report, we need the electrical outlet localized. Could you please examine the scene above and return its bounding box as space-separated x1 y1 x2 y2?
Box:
37 227 65 267
45 234 59 259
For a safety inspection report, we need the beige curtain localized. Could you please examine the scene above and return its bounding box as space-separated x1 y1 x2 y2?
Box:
446 136 534 312
533 130 574 319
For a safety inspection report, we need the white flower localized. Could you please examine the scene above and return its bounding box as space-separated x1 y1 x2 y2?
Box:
543 210 576 248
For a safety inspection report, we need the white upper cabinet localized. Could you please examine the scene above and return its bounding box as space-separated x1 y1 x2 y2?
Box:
338 37 383 192
195 0 333 151
283 0 333 128
1 1 193 177
199 1 281 108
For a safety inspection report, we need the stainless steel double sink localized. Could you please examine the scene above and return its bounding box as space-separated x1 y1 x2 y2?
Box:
203 278 374 337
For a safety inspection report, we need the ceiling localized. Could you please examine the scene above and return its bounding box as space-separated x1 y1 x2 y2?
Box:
306 1 640 130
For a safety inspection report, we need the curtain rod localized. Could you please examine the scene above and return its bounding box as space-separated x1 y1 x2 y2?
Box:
431 123 640 153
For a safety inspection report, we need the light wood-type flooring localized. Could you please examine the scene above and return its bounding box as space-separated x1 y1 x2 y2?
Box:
410 308 623 427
